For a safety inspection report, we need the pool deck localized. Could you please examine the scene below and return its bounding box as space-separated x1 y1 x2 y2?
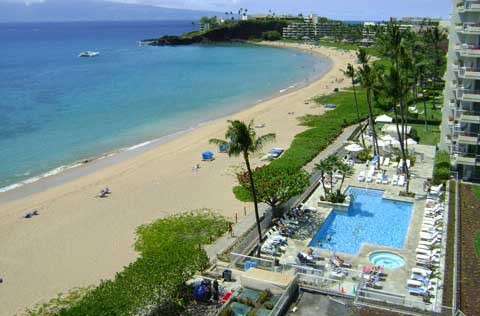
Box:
274 144 446 308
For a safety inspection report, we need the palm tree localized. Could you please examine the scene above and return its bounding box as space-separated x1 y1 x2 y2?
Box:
343 63 365 147
381 22 411 193
357 49 380 168
425 26 446 110
209 120 275 252
337 161 354 192
314 159 333 198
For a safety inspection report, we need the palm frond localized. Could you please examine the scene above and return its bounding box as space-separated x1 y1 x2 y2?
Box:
253 133 276 152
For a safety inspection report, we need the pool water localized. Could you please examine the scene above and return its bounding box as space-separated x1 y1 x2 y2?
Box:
369 251 406 269
309 187 413 254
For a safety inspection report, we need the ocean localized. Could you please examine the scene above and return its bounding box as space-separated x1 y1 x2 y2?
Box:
0 20 329 192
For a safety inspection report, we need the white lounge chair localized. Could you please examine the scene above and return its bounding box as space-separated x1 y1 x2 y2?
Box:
398 175 405 187
358 171 366 182
381 174 389 184
420 231 442 241
418 239 440 248
430 183 444 195
376 173 383 183
366 169 374 183
383 157 390 167
416 254 440 263
391 174 399 186
398 159 404 169
406 159 411 168
416 248 441 256
379 156 385 166
412 267 432 277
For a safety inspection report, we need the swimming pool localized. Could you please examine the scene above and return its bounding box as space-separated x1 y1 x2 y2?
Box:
309 187 413 254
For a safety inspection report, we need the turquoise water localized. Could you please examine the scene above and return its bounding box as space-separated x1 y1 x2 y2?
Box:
309 187 413 254
0 21 329 191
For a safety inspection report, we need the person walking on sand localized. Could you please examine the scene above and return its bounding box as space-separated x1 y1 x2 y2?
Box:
228 222 234 237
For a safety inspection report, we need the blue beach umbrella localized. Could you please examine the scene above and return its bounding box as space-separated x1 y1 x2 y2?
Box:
202 151 214 160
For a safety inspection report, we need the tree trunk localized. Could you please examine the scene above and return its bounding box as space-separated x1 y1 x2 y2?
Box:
244 152 262 256
366 89 380 169
422 83 428 132
320 173 327 198
352 79 365 147
339 175 345 193
395 61 410 193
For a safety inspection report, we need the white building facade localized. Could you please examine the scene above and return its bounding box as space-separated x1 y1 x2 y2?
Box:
441 0 480 179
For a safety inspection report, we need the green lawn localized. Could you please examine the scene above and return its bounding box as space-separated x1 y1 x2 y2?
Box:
472 185 480 200
475 230 480 258
411 123 441 146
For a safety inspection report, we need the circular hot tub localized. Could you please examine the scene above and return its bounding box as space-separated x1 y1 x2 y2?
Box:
369 251 406 269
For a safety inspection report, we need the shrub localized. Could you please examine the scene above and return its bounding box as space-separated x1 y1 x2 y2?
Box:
410 127 420 142
262 30 282 41
264 301 274 310
30 211 231 316
358 149 373 162
326 191 347 203
432 150 451 185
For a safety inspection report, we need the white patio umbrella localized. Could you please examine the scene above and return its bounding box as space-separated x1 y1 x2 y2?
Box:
377 140 391 148
406 138 418 146
345 143 363 152
381 134 396 142
375 114 393 123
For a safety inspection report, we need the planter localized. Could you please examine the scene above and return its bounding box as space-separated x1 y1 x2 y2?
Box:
317 195 351 211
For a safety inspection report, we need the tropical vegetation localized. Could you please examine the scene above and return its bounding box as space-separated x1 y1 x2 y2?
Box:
235 165 310 213
315 154 354 203
24 211 229 316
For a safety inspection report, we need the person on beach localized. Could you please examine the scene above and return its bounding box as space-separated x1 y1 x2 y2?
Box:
227 222 234 237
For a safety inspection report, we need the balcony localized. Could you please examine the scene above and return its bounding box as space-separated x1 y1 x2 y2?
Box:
458 67 480 79
456 88 480 102
459 111 480 123
455 155 478 166
456 24 480 35
455 44 480 57
458 1 480 13
456 132 480 144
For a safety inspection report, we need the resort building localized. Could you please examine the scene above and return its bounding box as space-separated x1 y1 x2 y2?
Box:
441 0 480 180
282 15 349 41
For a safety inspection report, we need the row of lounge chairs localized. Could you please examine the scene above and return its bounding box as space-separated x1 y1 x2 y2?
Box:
367 157 412 169
406 185 445 300
357 168 406 187
260 206 317 257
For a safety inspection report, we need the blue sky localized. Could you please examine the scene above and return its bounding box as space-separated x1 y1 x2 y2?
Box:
113 0 451 20
8 0 451 20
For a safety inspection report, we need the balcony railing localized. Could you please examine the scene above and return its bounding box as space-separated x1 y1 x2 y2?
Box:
455 44 480 57
453 150 480 165
459 67 480 79
456 24 480 34
457 88 480 101
458 1 480 12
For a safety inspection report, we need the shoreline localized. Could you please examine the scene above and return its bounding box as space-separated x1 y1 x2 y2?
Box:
0 43 332 203
0 42 356 316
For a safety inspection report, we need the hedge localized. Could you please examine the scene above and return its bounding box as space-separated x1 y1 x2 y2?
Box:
433 150 451 185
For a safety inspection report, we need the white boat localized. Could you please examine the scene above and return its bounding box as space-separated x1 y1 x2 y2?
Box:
78 51 100 57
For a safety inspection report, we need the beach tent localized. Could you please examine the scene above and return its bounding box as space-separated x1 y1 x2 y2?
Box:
344 143 363 152
375 114 393 123
218 143 228 153
202 151 214 161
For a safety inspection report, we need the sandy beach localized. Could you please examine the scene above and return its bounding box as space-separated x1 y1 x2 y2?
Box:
0 42 356 315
